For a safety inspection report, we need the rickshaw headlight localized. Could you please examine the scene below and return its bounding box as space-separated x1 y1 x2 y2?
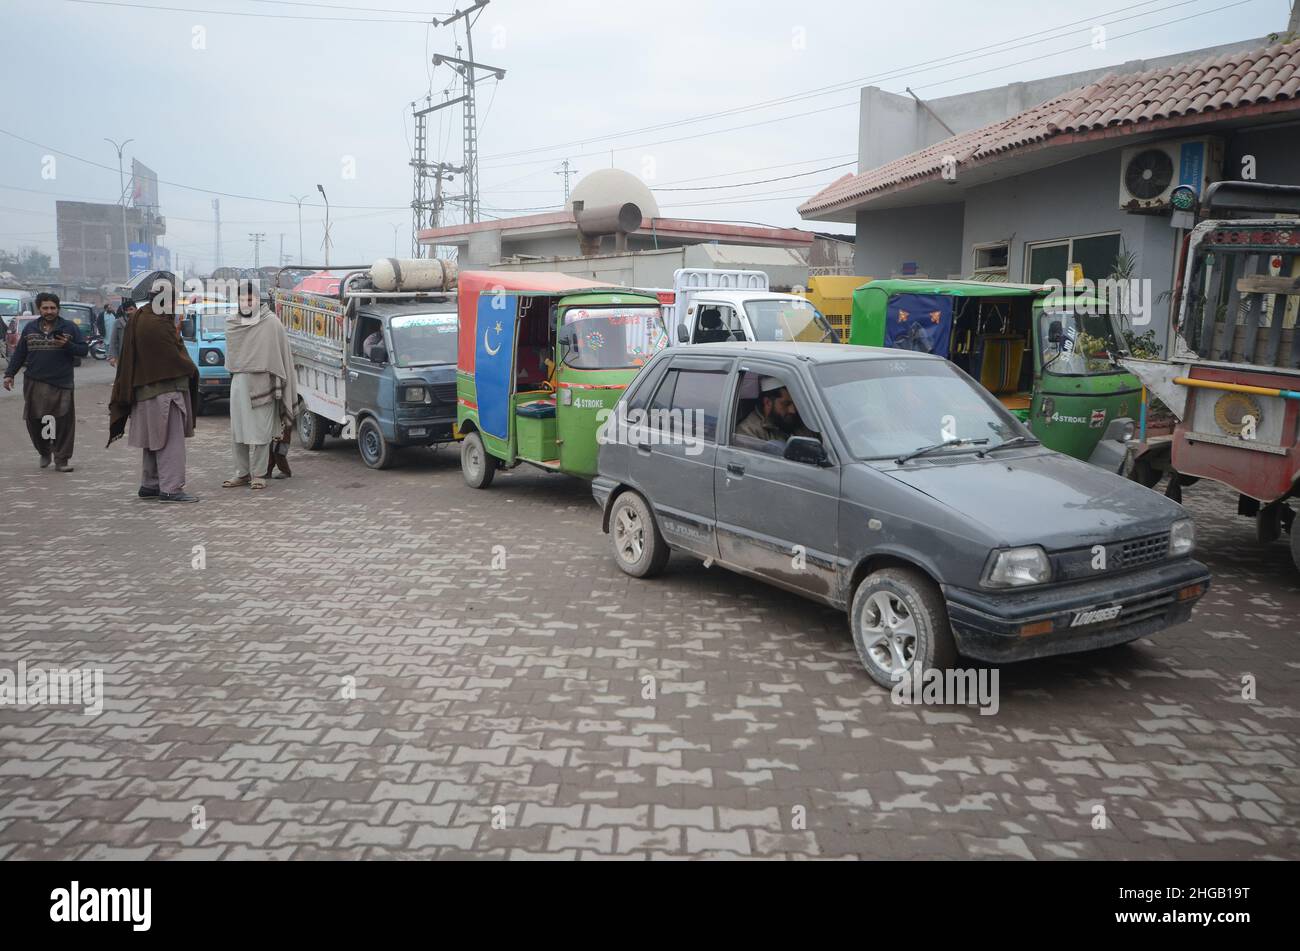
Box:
403 386 428 404
982 546 1051 588
1169 519 1195 556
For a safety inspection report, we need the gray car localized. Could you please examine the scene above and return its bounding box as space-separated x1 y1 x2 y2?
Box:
593 343 1211 688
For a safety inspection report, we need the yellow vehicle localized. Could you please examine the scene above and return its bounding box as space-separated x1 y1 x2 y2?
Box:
799 275 873 340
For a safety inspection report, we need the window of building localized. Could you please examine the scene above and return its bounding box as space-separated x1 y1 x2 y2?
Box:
971 242 1010 281
1026 232 1123 286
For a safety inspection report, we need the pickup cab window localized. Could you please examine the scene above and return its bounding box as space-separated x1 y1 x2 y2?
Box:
388 312 457 367
744 299 838 343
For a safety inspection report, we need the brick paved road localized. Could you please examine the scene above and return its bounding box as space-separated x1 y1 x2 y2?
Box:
1 365 1296 859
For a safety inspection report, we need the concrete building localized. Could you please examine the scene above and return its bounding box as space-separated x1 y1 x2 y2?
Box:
419 168 816 272
56 200 167 285
799 38 1300 343
485 243 812 290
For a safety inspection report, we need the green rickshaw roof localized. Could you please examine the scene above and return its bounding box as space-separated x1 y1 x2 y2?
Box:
854 279 1054 299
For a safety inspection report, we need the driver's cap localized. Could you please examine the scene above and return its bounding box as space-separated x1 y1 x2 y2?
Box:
759 376 785 394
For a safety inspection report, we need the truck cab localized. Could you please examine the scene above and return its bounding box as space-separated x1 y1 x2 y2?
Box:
658 268 840 346
180 299 236 415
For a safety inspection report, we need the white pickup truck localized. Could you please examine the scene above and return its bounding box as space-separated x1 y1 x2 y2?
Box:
650 268 840 346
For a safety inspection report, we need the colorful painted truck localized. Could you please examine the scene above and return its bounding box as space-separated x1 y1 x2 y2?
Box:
1121 182 1300 572
849 280 1142 467
456 271 668 488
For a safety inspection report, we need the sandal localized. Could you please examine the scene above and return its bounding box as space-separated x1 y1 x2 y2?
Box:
222 476 251 488
250 479 267 491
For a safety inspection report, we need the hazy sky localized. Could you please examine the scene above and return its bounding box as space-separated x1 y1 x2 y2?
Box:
0 0 1291 273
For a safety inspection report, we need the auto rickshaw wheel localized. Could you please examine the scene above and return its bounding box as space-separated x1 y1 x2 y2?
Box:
460 431 496 489
610 491 669 578
850 568 956 690
358 417 395 470
298 404 327 451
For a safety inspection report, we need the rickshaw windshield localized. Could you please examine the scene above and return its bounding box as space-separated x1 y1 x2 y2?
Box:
744 299 839 343
0 299 19 317
562 305 667 370
1040 309 1125 376
816 358 1026 460
389 312 458 367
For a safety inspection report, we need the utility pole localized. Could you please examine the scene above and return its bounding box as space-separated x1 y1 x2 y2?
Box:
556 160 577 202
431 0 505 225
316 184 331 268
391 223 400 257
105 137 133 280
290 194 308 265
248 233 265 269
410 93 465 255
279 233 285 271
212 198 221 272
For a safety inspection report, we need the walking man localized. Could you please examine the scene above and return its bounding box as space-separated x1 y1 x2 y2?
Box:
3 292 87 471
108 300 137 367
223 283 296 491
108 277 201 503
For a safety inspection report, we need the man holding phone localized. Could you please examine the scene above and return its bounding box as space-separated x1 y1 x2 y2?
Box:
3 291 88 471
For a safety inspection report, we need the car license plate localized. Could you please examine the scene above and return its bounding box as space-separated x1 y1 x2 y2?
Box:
408 427 427 437
1071 605 1123 627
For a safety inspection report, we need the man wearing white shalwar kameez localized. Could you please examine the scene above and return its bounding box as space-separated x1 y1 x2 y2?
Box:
223 287 297 490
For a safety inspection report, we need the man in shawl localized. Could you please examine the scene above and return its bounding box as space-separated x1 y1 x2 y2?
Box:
3 292 88 472
108 275 201 503
223 283 297 491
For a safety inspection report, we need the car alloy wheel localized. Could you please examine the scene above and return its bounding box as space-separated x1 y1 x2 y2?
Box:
614 505 645 565
858 590 917 676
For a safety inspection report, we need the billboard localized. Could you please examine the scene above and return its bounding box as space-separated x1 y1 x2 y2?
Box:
131 159 159 211
129 243 172 276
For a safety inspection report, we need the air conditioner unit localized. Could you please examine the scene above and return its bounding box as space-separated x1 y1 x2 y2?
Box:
1119 137 1222 213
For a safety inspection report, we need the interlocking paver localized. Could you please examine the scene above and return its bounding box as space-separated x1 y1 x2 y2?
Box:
0 364 1296 859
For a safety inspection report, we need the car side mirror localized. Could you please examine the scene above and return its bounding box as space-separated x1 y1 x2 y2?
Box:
1048 320 1064 343
557 324 579 358
370 345 388 364
677 324 690 343
784 436 829 467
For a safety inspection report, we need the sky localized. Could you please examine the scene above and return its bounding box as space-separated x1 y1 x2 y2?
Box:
0 0 1293 274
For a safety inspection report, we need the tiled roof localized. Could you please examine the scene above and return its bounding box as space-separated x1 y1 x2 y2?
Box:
800 39 1300 216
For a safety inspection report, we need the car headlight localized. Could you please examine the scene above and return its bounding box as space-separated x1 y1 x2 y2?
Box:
201 349 222 366
1169 518 1195 556
403 386 428 404
982 546 1052 588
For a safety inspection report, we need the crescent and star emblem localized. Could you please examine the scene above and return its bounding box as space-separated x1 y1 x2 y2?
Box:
483 320 503 357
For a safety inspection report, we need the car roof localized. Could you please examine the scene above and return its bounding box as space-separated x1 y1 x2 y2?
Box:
668 342 942 364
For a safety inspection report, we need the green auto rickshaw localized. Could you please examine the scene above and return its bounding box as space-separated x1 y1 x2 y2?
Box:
849 280 1142 468
456 271 668 488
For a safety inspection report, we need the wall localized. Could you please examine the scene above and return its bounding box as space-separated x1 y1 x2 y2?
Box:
853 203 965 279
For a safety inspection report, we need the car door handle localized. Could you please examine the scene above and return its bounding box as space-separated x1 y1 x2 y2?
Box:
348 371 358 380
636 443 652 454
727 463 745 477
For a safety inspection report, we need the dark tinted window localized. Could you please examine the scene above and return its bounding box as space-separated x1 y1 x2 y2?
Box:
669 369 725 443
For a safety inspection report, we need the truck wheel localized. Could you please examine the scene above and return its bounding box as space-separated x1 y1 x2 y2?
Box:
850 568 957 690
1292 519 1300 574
1257 503 1283 545
460 431 496 488
357 417 395 469
1131 456 1162 489
298 407 326 451
610 491 670 578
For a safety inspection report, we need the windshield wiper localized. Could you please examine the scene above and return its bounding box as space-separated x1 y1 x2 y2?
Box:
977 435 1040 457
895 437 988 465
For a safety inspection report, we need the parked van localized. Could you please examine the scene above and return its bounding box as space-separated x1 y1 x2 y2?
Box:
656 269 840 346
593 342 1210 687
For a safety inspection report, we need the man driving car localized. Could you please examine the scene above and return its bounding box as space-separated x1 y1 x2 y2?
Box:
735 376 817 448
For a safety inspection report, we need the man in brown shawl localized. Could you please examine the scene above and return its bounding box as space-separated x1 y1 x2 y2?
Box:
223 283 297 491
108 276 201 503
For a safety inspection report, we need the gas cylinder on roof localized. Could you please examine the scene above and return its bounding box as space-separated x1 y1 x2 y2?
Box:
368 258 457 292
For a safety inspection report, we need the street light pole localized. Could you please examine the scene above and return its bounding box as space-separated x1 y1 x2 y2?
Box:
392 223 400 257
290 194 308 265
316 184 330 268
105 137 133 280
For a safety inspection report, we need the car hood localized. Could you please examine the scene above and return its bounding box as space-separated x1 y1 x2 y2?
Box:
881 449 1183 549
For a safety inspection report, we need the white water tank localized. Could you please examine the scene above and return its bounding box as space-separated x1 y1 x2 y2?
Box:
369 258 457 292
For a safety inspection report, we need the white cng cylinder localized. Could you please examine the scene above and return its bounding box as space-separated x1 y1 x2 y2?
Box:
369 258 457 292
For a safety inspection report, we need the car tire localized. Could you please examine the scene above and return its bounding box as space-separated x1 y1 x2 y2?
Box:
850 568 956 689
460 431 496 489
194 397 207 417
298 406 326 451
357 417 395 470
609 491 670 578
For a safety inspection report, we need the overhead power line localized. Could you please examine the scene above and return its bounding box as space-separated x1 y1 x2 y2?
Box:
61 0 436 23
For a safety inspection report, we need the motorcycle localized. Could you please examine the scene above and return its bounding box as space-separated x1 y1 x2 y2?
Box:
88 334 108 361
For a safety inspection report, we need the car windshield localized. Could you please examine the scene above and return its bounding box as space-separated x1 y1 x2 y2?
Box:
744 299 838 343
388 312 458 367
196 306 236 335
61 306 94 330
816 358 1027 460
563 305 667 370
1040 308 1125 376
0 299 19 317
